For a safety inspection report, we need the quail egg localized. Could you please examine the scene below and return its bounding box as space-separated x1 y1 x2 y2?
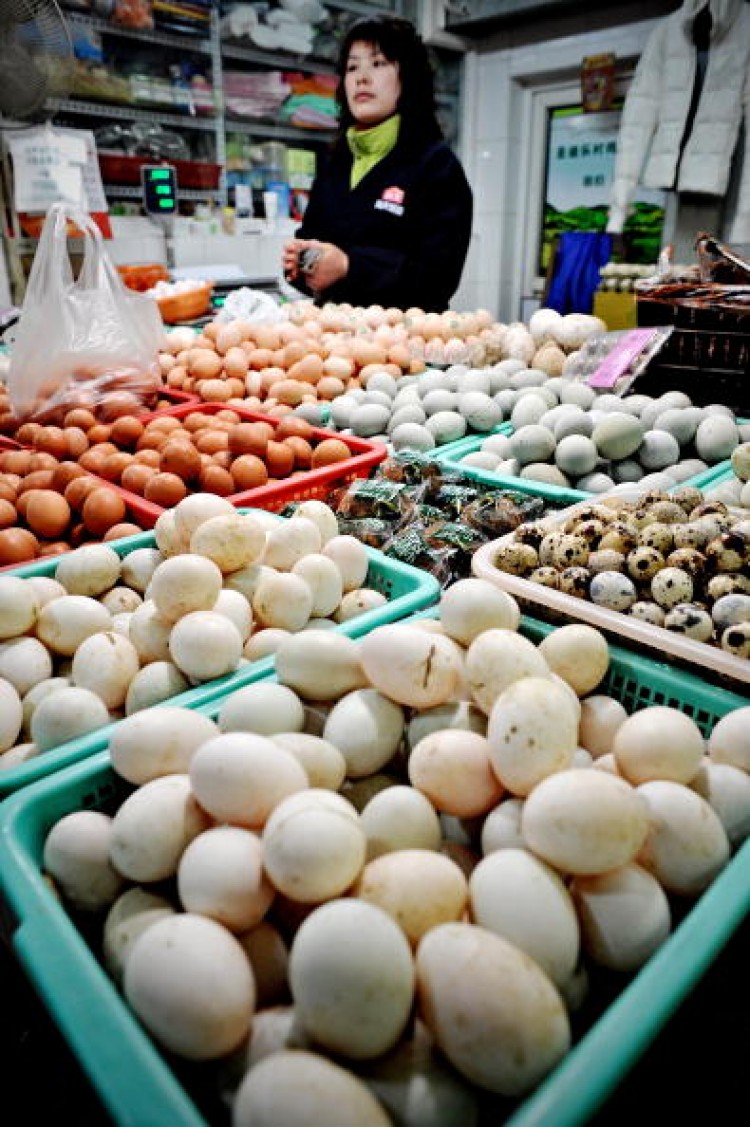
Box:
528 566 561 589
720 621 750 658
672 486 704 514
493 542 538 576
588 549 626 574
637 523 675 553
629 601 666 627
651 567 694 609
705 532 749 573
598 522 638 555
626 548 666 583
646 501 686 526
707 574 750 600
559 567 591 598
711 594 750 634
664 603 714 642
589 571 637 612
665 548 707 582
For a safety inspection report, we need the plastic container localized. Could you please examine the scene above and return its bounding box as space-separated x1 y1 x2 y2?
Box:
0 512 439 796
155 283 214 325
0 616 747 1126
134 402 388 519
473 497 750 688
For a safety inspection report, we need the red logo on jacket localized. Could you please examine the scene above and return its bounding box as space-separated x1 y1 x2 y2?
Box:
375 185 405 217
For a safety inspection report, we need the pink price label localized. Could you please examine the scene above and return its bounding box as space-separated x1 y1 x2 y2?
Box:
587 329 659 389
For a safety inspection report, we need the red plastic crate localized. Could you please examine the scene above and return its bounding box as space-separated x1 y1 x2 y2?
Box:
98 154 222 190
133 401 388 517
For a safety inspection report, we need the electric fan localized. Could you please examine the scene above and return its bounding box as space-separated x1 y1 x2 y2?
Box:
0 0 74 126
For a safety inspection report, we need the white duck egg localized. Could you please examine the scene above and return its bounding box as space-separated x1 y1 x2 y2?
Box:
190 731 308 828
469 848 579 989
636 780 730 895
289 899 414 1059
124 913 255 1060
218 681 305 736
521 768 649 875
569 862 671 972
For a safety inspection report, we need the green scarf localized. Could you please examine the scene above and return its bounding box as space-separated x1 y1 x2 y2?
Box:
347 114 400 189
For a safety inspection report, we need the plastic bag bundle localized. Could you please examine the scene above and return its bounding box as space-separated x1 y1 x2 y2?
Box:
7 203 164 420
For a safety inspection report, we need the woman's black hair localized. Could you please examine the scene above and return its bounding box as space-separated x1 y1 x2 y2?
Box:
334 15 442 145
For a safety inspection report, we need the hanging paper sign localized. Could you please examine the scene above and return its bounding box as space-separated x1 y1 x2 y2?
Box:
7 127 87 212
8 125 112 238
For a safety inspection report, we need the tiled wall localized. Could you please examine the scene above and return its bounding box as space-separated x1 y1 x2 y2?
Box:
106 215 298 284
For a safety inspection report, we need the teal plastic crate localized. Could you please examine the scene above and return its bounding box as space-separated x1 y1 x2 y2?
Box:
432 419 749 504
0 512 438 797
0 615 747 1126
431 421 514 464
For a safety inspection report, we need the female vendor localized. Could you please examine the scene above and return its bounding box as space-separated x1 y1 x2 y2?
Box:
282 15 474 313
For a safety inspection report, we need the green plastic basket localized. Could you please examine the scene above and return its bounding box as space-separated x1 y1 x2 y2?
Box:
432 419 749 503
0 615 747 1126
0 512 438 797
431 422 514 464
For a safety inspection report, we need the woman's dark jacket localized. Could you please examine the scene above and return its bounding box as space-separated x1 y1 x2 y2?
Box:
295 133 473 312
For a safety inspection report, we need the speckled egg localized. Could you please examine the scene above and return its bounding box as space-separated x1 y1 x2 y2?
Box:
626 548 666 583
672 486 704 514
637 523 675 553
571 519 606 544
664 603 714 641
720 621 750 657
528 566 561 589
588 549 625 574
559 567 591 598
651 567 694 609
707 574 750 600
711 593 750 634
493 542 538 576
646 501 686 526
629 601 666 626
589 571 637 611
599 522 638 555
665 548 708 583
705 531 749 573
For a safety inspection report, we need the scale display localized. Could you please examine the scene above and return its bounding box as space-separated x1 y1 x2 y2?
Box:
141 165 178 215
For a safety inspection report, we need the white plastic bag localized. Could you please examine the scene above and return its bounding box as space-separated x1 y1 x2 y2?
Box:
215 286 285 325
7 202 163 419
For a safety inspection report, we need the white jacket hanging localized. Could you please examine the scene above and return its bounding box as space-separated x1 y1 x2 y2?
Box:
607 0 750 242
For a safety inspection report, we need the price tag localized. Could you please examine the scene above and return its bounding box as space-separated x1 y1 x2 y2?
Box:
587 328 660 389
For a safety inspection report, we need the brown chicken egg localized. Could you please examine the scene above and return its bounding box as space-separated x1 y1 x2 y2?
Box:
144 472 188 507
25 490 71 539
0 527 39 565
82 487 128 535
0 499 16 529
230 454 269 491
311 439 352 468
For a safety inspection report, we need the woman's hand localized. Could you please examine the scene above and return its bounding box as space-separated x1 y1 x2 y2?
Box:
282 239 303 282
283 239 349 292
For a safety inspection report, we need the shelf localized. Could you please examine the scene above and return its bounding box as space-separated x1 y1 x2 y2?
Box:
67 11 213 55
224 119 336 143
221 41 336 76
48 98 218 132
325 0 401 14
